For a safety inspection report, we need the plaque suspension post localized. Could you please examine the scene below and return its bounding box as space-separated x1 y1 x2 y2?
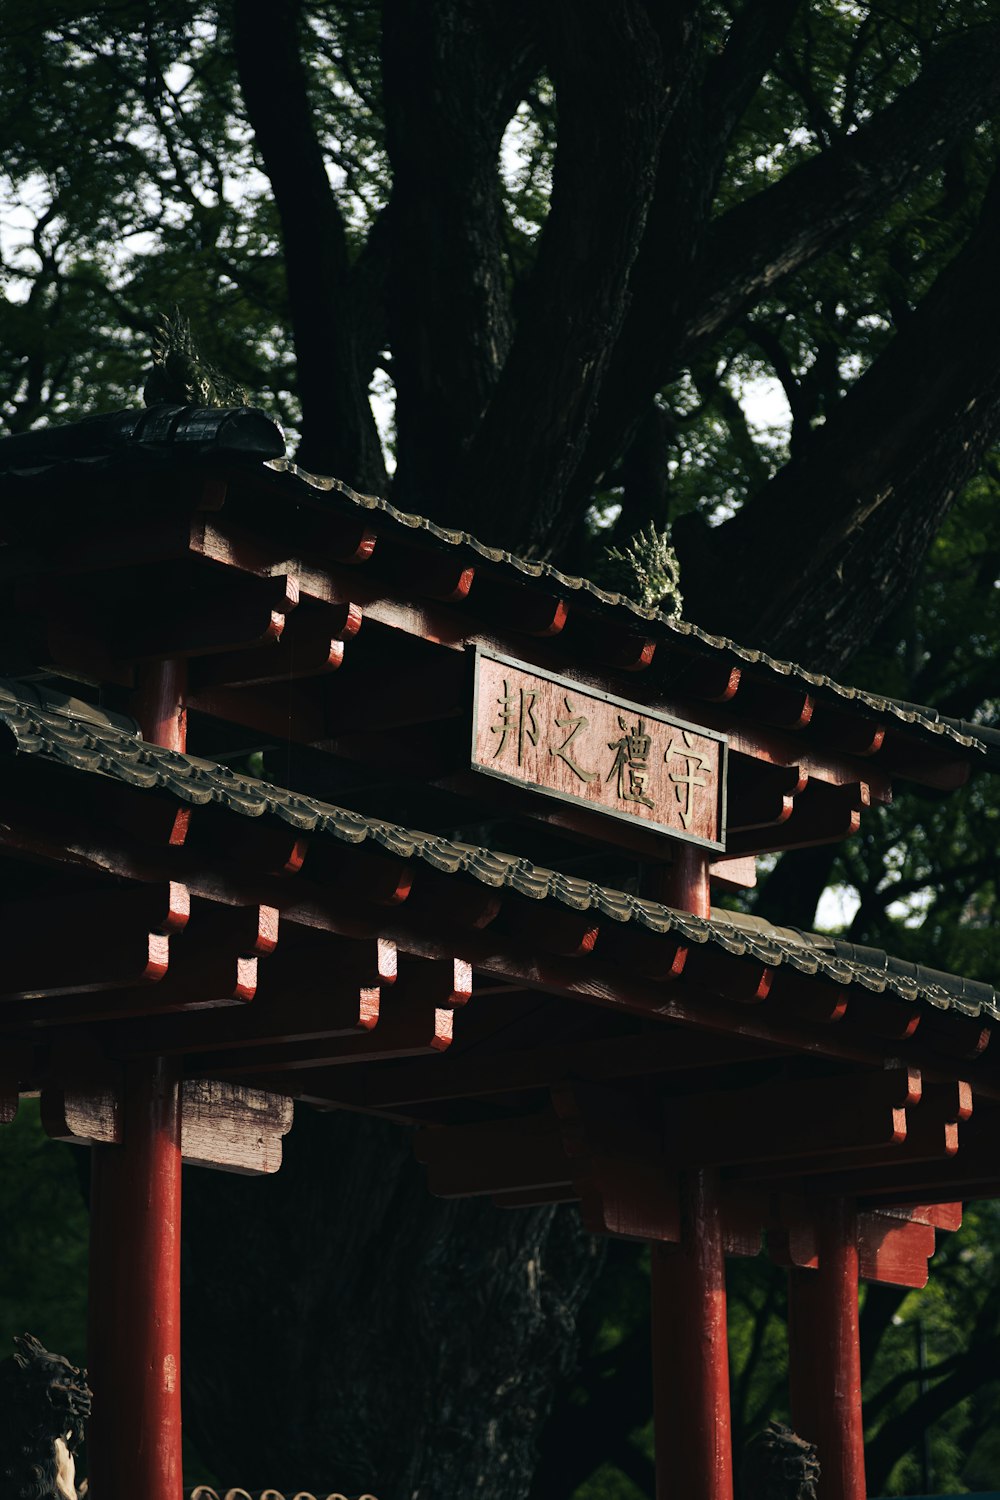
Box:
87 660 187 1500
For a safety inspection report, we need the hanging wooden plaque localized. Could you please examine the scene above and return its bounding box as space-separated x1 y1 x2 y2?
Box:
471 648 727 850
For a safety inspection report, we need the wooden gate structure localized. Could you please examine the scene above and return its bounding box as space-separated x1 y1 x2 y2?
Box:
1 403 999 1500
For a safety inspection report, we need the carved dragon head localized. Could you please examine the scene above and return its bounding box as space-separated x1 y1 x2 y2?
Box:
742 1421 821 1500
0 1334 92 1500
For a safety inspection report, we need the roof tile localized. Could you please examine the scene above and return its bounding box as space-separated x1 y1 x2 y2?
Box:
0 679 995 1023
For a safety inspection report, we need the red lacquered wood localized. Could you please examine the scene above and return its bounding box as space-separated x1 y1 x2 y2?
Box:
88 659 187 1500
652 1167 734 1500
788 1199 867 1500
133 658 188 752
653 842 711 918
87 1056 183 1500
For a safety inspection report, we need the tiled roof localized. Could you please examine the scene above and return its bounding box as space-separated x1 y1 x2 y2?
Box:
1 680 995 1023
0 402 284 473
262 458 996 760
0 406 994 762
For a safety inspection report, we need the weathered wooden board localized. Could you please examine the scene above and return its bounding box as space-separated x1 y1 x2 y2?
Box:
41 1080 293 1175
472 648 726 849
180 1081 294 1174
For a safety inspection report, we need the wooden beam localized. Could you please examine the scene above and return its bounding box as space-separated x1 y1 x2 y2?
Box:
122 572 299 662
732 677 814 731
660 1067 918 1167
502 900 600 958
708 855 757 892
682 947 774 1005
808 702 886 758
314 1028 788 1111
579 1153 681 1242
662 659 742 703
374 538 476 603
415 1111 571 1199
466 575 569 637
43 1078 293 1174
876 726 971 791
857 1212 936 1289
191 998 454 1077
726 759 805 835
819 1105 1000 1200
20 955 257 1028
186 677 329 742
744 1079 971 1183
0 930 171 1000
186 813 309 879
110 985 380 1058
189 603 356 689
726 778 871 857
176 1081 294 1174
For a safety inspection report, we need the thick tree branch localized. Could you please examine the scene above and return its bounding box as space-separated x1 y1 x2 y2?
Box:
547 0 801 549
848 858 999 941
382 0 539 512
702 0 806 146
233 0 387 488
752 845 837 931
685 20 1000 357
349 205 392 379
678 164 1000 671
865 1332 1000 1492
742 318 814 451
559 17 1000 542
458 0 686 547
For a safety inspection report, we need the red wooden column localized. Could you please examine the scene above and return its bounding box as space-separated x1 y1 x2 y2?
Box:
87 661 187 1500
650 846 734 1500
652 1170 734 1500
788 1199 867 1500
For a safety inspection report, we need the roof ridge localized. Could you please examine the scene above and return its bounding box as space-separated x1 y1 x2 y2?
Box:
264 458 990 761
0 410 990 761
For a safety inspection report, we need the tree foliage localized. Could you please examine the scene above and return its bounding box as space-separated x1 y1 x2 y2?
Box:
2 1 1000 1495
0 1101 88 1370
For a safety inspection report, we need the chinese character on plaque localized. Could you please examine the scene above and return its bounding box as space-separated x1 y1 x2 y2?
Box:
472 648 726 849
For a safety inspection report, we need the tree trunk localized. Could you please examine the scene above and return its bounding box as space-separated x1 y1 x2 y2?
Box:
677 165 1000 670
233 0 388 490
383 0 537 513
182 1108 604 1497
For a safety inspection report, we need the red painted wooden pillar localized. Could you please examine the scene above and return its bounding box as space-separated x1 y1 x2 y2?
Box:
652 1169 734 1500
651 847 734 1500
132 658 188 754
788 1199 867 1500
87 660 187 1500
657 842 711 922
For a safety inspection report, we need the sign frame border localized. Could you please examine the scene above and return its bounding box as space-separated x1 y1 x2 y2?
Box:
469 645 728 852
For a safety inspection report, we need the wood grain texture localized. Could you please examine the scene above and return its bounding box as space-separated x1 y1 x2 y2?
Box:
788 1200 867 1500
42 1078 293 1174
652 1169 734 1500
180 1081 294 1174
87 1056 183 1500
473 651 725 847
